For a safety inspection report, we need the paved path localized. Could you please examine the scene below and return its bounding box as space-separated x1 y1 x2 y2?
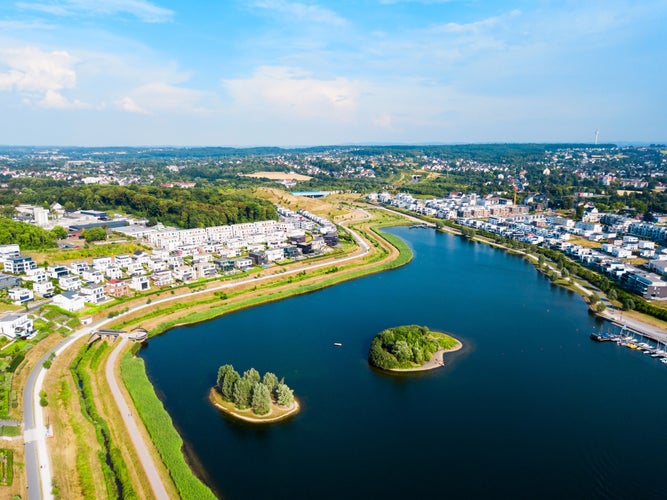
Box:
106 336 170 499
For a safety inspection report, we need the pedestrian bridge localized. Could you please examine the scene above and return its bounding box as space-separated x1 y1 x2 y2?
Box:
87 329 125 344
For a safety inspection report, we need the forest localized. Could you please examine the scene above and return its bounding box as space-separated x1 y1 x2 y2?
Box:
0 184 277 229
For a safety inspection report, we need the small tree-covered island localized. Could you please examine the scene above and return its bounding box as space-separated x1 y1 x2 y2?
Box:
209 365 300 423
368 325 462 372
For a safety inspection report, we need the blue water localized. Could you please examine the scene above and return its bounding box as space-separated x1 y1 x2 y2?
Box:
140 228 667 499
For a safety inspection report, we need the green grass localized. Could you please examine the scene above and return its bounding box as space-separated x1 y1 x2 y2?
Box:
0 448 13 486
71 344 137 499
120 352 216 500
0 425 21 437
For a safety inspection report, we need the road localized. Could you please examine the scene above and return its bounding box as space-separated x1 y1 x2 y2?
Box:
24 212 373 498
106 336 170 499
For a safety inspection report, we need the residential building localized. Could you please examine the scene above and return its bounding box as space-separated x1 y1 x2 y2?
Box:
80 284 107 304
8 287 34 305
106 279 130 297
53 291 85 312
48 265 70 280
0 312 34 339
34 281 55 297
130 276 150 292
105 266 123 280
92 256 112 271
234 257 253 270
0 273 21 290
59 275 82 291
151 271 174 287
69 261 90 275
114 254 132 268
4 256 37 274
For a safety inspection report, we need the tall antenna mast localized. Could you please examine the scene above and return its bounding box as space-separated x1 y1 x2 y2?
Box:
594 130 599 145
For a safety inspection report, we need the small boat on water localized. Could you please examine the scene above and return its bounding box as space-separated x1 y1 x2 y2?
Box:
661 358 667 364
333 342 342 347
590 331 614 342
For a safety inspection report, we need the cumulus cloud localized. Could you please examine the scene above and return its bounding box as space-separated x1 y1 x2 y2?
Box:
16 0 174 23
223 66 359 119
0 46 91 108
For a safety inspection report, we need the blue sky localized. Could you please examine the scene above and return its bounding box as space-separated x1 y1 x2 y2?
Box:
0 0 665 146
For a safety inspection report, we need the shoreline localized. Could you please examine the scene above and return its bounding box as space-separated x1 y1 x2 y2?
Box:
388 340 463 372
377 204 666 338
209 388 300 424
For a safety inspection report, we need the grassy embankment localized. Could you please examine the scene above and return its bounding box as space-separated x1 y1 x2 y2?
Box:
120 350 216 500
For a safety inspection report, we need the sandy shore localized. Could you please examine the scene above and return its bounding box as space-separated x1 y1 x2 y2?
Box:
388 340 463 372
209 388 300 423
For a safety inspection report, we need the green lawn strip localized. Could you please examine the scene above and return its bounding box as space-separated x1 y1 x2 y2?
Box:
120 352 216 500
70 343 137 499
0 425 20 437
0 448 13 486
55 377 97 498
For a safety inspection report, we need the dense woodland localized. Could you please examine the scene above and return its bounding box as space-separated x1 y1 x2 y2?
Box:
0 218 61 250
215 365 295 416
368 325 458 370
0 184 277 229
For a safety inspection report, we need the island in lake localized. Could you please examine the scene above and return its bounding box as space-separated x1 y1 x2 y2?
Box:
368 325 462 372
210 365 299 423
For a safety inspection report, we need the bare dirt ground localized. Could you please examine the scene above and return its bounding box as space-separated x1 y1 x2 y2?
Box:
243 172 312 181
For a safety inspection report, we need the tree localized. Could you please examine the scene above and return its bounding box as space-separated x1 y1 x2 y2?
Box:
221 370 240 401
608 289 618 301
232 378 252 409
276 383 294 407
243 368 261 386
595 302 606 312
217 364 236 392
392 340 412 362
251 383 271 415
262 372 279 395
50 225 68 240
622 298 635 311
82 226 107 242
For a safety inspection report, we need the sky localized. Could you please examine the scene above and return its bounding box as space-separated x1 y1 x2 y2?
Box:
0 0 665 146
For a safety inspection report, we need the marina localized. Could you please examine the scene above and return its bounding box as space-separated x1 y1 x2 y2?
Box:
591 324 667 363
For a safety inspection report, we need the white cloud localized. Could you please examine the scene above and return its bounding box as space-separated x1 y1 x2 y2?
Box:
38 88 89 109
224 66 360 119
0 46 76 92
251 0 347 26
118 82 212 114
16 0 174 23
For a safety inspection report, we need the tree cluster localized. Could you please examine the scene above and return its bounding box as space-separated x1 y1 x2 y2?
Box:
368 325 457 370
216 364 294 416
0 217 61 250
0 185 277 229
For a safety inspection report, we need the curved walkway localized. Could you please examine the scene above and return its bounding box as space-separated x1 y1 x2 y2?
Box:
106 336 170 499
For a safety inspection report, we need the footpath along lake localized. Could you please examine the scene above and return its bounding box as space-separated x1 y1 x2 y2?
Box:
139 227 667 499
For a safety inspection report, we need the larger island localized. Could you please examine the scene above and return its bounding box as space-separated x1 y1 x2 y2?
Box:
368 325 462 372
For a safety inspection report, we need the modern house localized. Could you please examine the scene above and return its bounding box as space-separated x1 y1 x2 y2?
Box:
0 312 35 339
59 275 82 291
79 284 107 304
130 276 150 292
3 256 37 274
106 279 130 297
34 281 55 297
53 291 85 312
8 287 34 305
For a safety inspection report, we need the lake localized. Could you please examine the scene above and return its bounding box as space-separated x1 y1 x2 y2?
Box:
140 227 667 499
